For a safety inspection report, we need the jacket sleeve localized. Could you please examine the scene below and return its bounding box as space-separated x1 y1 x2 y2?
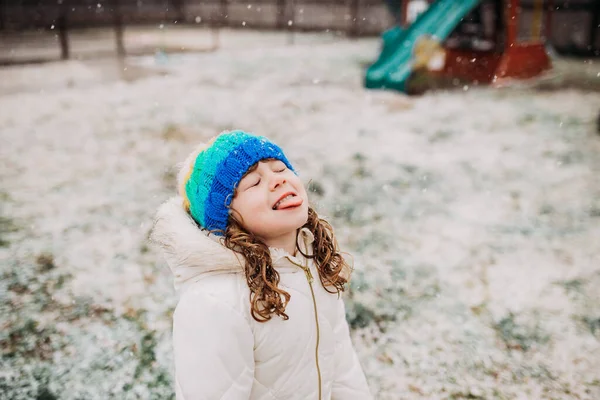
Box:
173 289 254 400
331 296 373 400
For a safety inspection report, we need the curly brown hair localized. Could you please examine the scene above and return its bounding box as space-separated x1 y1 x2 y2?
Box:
223 204 351 323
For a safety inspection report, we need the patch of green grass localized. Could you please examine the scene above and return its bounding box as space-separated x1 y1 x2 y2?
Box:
35 387 58 400
1 251 175 399
554 278 584 295
162 167 178 192
345 301 381 329
558 150 584 165
354 230 391 253
447 392 485 399
589 207 600 218
2 253 76 361
581 316 600 337
0 215 20 247
518 113 537 125
345 261 439 332
352 152 366 162
161 123 187 142
538 204 555 215
135 331 158 379
307 179 325 197
494 312 550 352
430 129 454 142
140 242 150 254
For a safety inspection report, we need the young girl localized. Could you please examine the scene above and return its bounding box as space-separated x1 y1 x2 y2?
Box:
151 130 372 400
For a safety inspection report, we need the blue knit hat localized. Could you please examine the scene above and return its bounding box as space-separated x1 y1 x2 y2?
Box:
179 130 295 235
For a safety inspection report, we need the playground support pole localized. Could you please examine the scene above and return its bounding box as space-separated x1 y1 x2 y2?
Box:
532 0 543 40
505 0 519 46
545 0 553 43
401 0 409 27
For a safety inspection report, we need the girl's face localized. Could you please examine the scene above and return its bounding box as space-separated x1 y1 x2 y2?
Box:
230 159 309 248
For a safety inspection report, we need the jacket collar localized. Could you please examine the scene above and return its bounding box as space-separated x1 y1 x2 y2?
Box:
270 228 314 265
150 197 315 293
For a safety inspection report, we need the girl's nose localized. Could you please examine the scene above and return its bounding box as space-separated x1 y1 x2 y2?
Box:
269 174 286 191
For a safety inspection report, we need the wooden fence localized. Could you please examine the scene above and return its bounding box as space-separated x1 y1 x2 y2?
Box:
0 0 598 63
0 1 392 34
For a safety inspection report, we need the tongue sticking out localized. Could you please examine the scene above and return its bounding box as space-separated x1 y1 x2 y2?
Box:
275 196 303 210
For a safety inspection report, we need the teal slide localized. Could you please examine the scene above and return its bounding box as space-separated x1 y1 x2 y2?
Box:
365 0 481 92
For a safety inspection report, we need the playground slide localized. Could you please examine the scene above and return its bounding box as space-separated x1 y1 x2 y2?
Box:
365 0 481 92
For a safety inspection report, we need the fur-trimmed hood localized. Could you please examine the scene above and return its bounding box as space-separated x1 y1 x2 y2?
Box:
150 197 246 293
149 196 321 293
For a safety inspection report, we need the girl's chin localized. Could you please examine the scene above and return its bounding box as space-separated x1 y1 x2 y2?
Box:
278 213 309 231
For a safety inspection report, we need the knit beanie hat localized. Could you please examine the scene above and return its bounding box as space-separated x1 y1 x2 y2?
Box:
178 130 295 235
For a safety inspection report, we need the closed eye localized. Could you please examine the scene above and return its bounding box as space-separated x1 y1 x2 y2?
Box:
240 176 260 191
273 161 287 173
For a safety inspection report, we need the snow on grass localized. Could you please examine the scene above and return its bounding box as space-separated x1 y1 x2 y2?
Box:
1 29 599 399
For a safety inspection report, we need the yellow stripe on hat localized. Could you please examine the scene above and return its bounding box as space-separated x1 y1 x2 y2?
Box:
178 137 217 212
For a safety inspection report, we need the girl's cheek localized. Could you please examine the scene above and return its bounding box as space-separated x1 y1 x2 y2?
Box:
249 197 265 212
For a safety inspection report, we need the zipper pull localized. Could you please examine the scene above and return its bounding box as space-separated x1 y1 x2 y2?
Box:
303 266 314 283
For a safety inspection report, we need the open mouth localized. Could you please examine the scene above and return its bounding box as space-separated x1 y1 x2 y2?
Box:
272 192 303 210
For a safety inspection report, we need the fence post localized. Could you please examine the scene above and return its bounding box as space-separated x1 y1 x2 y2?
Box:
276 0 285 29
219 0 228 25
58 1 70 60
173 0 185 23
113 0 125 57
347 0 360 38
590 0 600 55
211 0 228 50
287 0 295 45
0 0 5 31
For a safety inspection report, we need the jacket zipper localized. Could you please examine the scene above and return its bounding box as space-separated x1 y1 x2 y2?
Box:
290 258 322 400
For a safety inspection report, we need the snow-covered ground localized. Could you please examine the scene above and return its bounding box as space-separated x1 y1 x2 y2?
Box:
1 28 599 399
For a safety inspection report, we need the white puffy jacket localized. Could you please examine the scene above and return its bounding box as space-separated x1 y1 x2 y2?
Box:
151 198 372 400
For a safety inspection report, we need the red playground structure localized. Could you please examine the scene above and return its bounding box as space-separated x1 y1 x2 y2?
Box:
366 0 553 91
434 0 553 84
